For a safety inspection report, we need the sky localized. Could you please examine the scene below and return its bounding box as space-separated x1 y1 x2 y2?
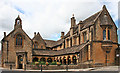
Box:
0 0 120 50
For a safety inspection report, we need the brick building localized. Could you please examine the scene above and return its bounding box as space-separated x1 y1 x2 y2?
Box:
1 5 119 69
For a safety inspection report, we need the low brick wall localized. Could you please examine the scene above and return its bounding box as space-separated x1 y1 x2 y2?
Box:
26 64 92 70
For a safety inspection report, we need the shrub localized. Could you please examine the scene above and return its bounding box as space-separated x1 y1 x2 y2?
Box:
57 62 61 66
40 61 45 65
51 61 57 65
46 62 49 66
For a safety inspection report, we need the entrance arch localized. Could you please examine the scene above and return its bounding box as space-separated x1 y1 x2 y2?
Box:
18 55 23 69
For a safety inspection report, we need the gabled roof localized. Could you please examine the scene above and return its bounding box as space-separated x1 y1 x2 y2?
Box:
64 5 117 38
44 39 64 48
1 28 32 42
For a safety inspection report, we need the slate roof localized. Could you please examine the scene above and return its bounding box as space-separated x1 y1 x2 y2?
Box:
44 39 64 48
33 42 89 56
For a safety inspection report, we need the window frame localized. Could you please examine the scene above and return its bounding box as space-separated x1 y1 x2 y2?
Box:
103 29 106 40
15 34 23 46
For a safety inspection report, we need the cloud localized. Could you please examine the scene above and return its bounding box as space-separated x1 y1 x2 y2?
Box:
0 0 119 47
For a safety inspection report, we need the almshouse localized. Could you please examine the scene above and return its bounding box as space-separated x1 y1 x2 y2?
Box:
1 5 120 69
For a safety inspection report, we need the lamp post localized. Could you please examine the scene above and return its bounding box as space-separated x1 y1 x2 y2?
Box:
116 54 119 66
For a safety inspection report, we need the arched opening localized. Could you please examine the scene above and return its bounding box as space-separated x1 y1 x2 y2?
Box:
47 58 52 63
63 57 66 65
18 55 23 69
16 34 22 46
56 57 59 62
40 57 46 62
33 57 38 62
67 56 71 65
60 57 62 64
72 56 77 65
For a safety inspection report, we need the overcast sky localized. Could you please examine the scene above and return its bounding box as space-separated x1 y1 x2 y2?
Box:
0 0 120 50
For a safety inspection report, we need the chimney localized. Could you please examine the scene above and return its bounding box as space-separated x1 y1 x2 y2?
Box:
71 14 76 28
4 32 6 37
34 32 36 37
61 32 64 39
78 21 83 33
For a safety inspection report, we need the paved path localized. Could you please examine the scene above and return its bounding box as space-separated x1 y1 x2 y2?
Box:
0 66 120 72
92 66 120 71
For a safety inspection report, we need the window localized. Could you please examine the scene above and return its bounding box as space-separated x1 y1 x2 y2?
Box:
34 42 38 48
41 46 43 49
67 39 69 47
108 30 110 40
103 30 106 40
74 37 77 45
16 34 22 46
83 32 87 42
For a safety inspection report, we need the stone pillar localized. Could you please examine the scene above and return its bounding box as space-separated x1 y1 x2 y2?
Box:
65 39 67 48
70 56 73 64
23 54 27 69
69 39 71 47
89 31 92 42
16 55 18 69
106 27 108 40
87 30 89 41
71 37 75 47
88 45 91 60
77 36 79 45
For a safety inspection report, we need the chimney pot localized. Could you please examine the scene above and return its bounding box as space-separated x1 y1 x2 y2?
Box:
4 32 6 37
61 32 64 39
34 32 36 36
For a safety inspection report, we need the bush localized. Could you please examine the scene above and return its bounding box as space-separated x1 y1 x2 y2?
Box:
46 62 49 66
50 61 57 65
57 62 61 66
40 61 45 65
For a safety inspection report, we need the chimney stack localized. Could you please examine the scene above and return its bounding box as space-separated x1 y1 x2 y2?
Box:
71 14 76 28
61 32 64 39
4 32 6 37
78 20 83 33
34 32 36 37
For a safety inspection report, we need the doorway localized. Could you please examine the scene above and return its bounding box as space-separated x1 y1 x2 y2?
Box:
18 55 23 69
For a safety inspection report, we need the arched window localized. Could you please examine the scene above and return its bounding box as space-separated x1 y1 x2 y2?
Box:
16 34 22 46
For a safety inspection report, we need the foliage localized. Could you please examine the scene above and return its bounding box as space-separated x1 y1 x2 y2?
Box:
50 61 57 65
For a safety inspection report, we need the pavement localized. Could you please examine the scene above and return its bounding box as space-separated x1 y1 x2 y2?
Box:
0 66 120 72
